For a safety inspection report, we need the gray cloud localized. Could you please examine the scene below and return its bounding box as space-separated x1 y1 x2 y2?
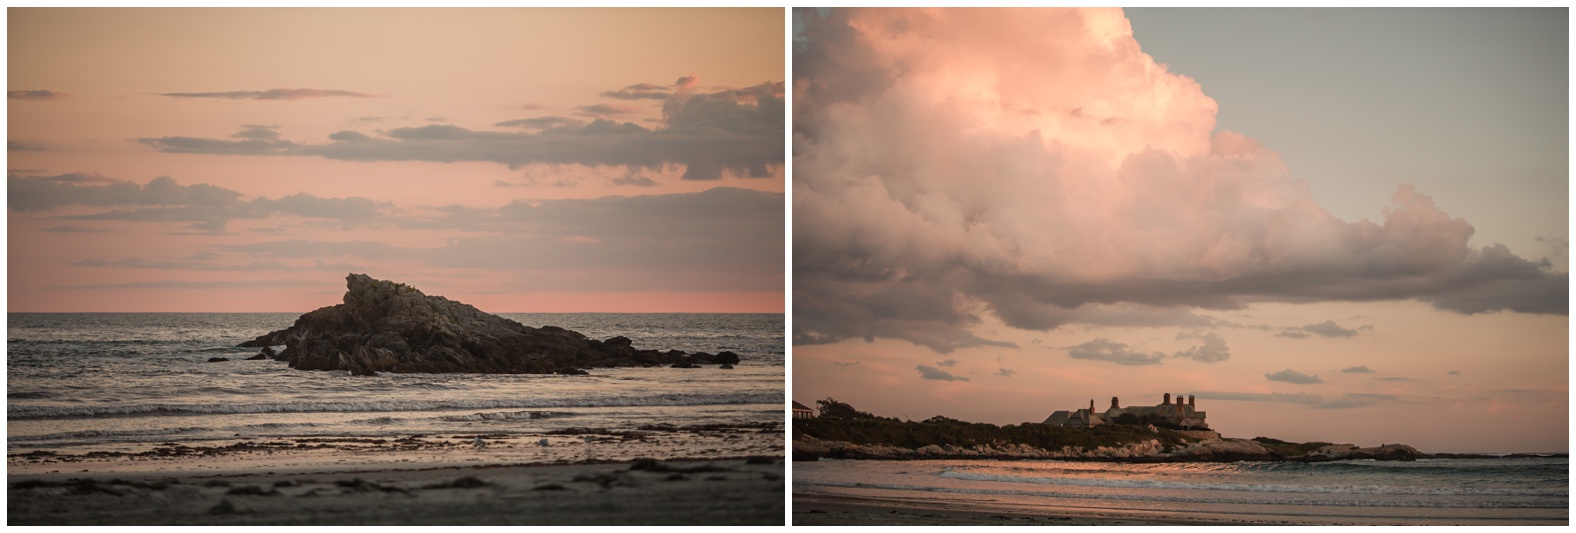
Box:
9 90 66 101
1341 365 1375 373
1265 368 1324 384
936 358 957 367
1066 333 1229 366
158 88 374 100
1278 319 1364 339
494 116 584 131
328 130 372 142
996 368 1016 377
9 172 389 231
916 364 969 382
610 176 657 187
41 225 111 233
10 173 241 212
1065 338 1165 366
139 83 784 181
602 83 673 101
9 140 46 152
1172 332 1230 363
790 9 1566 353
574 103 643 117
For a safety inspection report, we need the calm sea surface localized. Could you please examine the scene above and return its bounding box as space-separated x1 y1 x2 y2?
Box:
794 456 1568 525
8 313 784 455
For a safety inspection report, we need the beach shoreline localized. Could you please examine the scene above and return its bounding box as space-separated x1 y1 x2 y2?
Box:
791 491 1564 526
792 457 1568 526
9 427 785 525
793 493 1242 526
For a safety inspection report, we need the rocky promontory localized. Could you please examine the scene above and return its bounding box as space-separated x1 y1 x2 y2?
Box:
238 274 740 375
791 399 1422 463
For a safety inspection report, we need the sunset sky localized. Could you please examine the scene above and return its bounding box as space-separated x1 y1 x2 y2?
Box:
8 8 785 313
791 8 1567 453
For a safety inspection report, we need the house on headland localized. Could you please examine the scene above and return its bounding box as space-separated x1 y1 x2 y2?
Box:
1043 393 1208 430
792 400 815 419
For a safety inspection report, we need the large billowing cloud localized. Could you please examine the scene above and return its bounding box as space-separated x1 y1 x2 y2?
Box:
140 82 785 180
792 8 1566 352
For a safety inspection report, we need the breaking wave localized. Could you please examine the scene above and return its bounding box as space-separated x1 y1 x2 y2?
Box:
937 469 1568 497
8 391 783 420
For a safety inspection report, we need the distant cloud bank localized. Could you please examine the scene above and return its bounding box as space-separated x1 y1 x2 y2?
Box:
140 81 785 181
158 88 375 100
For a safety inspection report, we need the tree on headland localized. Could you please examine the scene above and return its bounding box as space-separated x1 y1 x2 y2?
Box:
816 398 888 420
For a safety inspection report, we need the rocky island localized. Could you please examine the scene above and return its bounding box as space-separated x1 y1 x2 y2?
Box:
238 273 740 375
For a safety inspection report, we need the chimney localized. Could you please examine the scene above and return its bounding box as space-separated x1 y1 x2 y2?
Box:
1163 393 1171 405
1189 395 1195 407
1111 397 1120 409
1090 399 1095 412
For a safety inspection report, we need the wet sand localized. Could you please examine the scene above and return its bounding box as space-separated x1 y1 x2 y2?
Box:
792 493 1242 526
9 428 784 525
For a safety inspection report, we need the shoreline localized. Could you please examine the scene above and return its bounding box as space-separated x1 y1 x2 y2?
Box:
793 493 1243 526
792 457 1569 526
11 454 784 525
791 490 1566 527
9 426 785 525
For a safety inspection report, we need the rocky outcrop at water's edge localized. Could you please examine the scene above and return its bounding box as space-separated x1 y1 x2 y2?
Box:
238 273 739 375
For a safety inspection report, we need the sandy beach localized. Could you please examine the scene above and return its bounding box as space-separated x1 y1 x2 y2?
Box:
9 428 784 525
792 493 1260 526
791 456 1567 526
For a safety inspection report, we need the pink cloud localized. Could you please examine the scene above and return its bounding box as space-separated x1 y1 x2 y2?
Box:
793 8 1564 352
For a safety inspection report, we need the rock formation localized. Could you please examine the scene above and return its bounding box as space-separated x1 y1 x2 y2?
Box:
239 273 737 375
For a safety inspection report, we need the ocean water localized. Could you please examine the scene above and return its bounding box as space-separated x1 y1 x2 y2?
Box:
794 457 1569 525
7 312 784 455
